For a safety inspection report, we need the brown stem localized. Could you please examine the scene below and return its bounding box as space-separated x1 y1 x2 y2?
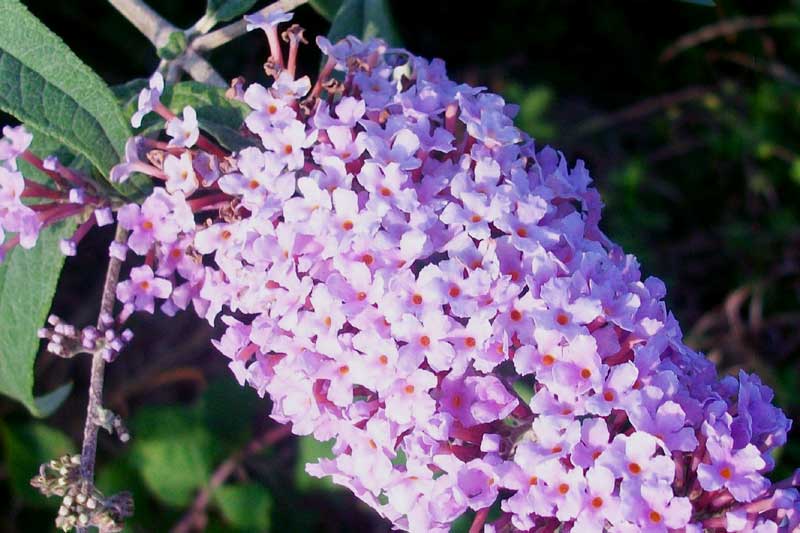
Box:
469 507 490 533
569 86 711 140
76 223 128 532
659 15 798 63
171 424 293 533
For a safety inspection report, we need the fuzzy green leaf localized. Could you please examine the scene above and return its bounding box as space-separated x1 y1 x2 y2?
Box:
129 405 214 507
0 0 140 196
327 0 402 46
0 131 87 416
0 219 77 416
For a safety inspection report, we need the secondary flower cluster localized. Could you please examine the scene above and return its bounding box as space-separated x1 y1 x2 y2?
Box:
0 125 115 261
12 9 794 532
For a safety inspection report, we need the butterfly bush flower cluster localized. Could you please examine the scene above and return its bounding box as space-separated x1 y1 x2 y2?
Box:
0 124 115 261
107 14 800 532
7 9 797 532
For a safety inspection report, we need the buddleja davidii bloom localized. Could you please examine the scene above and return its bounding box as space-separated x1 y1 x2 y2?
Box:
0 165 41 251
0 125 118 261
105 11 800 532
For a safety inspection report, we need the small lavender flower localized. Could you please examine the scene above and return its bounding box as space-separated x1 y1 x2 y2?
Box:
0 125 33 169
166 106 199 148
131 72 164 128
115 265 172 313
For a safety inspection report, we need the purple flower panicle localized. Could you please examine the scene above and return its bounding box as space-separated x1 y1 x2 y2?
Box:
102 13 799 532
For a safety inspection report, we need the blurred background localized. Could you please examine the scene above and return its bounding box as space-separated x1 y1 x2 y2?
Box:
1 0 799 531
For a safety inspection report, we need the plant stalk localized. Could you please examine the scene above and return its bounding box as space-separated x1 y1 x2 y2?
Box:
191 0 309 52
76 224 128 533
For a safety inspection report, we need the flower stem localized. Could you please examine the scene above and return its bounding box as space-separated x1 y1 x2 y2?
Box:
108 0 224 86
191 0 309 52
76 223 128 532
469 507 490 533
171 424 292 533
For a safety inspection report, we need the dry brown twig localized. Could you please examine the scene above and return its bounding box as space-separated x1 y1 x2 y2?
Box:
171 424 293 533
707 50 800 86
569 86 711 140
661 16 773 62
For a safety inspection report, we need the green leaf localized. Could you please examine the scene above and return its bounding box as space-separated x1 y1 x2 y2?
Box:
0 219 77 416
206 0 258 25
327 0 402 46
199 379 260 448
157 31 188 61
33 382 73 417
1 422 75 507
213 483 272 531
129 405 214 507
0 130 90 416
512 379 534 404
111 79 148 104
790 159 800 185
503 84 555 141
295 437 341 492
125 81 254 152
309 0 344 20
0 0 139 195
